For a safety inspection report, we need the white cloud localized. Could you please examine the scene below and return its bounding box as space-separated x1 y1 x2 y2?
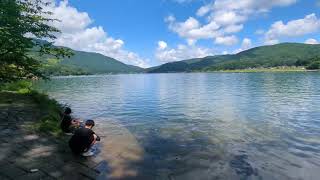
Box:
167 16 221 44
214 35 238 46
264 13 320 45
46 0 149 68
155 43 215 62
305 38 319 44
212 11 247 26
196 4 212 17
264 39 280 45
47 1 91 33
233 38 252 53
167 0 297 45
224 24 244 33
222 51 229 55
158 41 168 50
242 38 252 49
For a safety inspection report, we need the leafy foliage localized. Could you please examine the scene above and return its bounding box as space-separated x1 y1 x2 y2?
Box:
0 0 72 82
0 80 32 93
306 60 320 70
295 56 320 70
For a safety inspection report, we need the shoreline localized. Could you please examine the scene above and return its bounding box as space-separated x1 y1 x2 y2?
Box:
0 89 106 179
49 67 319 77
208 67 310 73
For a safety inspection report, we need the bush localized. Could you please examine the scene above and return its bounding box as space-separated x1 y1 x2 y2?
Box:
0 80 33 93
306 61 320 70
28 90 65 136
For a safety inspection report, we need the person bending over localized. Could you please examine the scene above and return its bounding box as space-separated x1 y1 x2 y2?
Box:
69 119 100 156
60 107 81 134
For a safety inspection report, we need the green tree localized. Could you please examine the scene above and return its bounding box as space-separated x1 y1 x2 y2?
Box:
306 61 320 70
0 0 72 83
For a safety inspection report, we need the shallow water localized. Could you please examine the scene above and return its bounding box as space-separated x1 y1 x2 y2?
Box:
36 73 320 180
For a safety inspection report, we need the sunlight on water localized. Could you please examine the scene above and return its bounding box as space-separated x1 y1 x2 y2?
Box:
95 118 144 179
36 73 320 180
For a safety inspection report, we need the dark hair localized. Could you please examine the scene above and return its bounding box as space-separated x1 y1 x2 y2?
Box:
85 119 95 127
64 107 72 114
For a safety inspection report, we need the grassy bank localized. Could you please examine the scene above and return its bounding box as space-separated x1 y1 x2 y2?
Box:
0 80 64 136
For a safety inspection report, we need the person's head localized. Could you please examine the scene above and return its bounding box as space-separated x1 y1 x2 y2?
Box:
85 119 95 129
64 107 72 115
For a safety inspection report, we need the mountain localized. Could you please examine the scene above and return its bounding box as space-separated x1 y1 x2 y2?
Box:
147 43 320 73
38 47 144 76
60 50 143 73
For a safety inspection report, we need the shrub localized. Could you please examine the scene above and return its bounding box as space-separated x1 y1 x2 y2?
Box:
0 80 33 93
306 61 320 70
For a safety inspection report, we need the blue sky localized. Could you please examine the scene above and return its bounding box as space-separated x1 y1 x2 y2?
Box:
50 0 320 67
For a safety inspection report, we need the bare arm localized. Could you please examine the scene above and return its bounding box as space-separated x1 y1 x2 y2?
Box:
91 134 97 145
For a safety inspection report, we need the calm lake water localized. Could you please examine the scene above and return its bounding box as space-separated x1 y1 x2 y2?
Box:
36 73 320 180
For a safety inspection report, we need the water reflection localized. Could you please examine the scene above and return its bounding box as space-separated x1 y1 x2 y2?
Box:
36 73 320 179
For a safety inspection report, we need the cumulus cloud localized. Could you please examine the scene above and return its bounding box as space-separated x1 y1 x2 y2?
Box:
242 38 252 49
155 43 215 62
224 24 244 34
196 4 211 17
158 41 168 50
166 0 297 45
233 38 252 54
167 16 222 45
45 0 149 68
214 35 238 46
264 13 320 45
47 1 91 33
222 51 229 55
305 38 319 44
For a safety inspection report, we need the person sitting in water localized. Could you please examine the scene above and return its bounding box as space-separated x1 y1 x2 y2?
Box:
60 107 81 134
69 119 100 156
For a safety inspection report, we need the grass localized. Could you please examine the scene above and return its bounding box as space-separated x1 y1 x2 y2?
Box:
0 80 64 136
29 90 64 136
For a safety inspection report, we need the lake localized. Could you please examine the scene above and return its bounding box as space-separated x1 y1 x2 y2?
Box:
36 73 320 180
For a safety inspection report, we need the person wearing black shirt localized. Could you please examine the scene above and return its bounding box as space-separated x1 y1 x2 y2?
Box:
60 107 80 133
69 119 99 156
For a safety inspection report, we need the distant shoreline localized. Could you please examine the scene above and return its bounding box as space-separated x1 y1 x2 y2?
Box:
206 67 317 73
47 67 320 77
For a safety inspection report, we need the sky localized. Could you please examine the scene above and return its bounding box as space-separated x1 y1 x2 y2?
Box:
48 0 320 68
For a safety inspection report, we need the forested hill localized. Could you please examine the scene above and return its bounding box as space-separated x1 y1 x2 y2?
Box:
39 43 320 76
147 43 320 73
38 48 144 76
